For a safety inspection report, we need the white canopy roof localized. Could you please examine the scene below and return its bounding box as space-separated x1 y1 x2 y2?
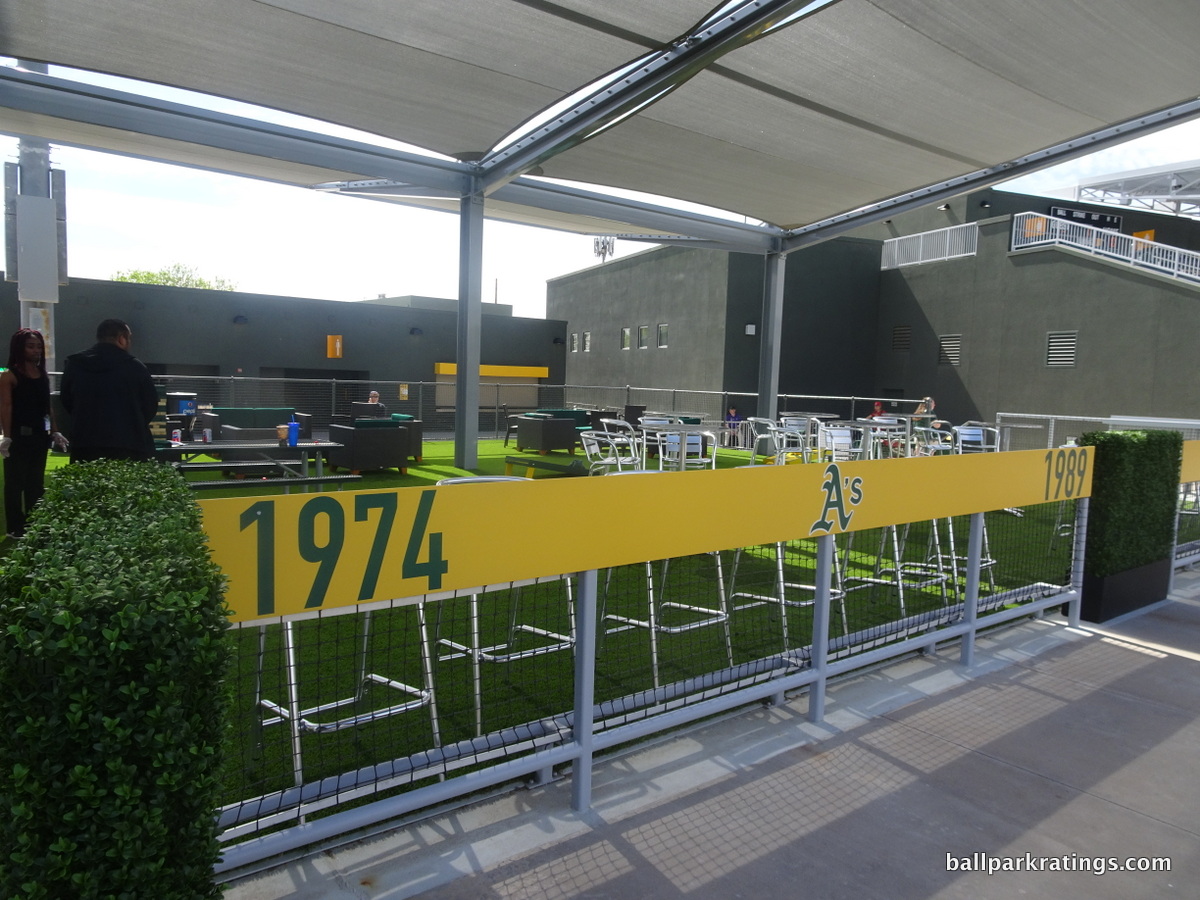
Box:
4 0 1200 250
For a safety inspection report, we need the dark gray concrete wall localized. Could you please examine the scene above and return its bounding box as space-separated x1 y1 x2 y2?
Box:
724 240 882 405
0 277 567 382
549 247 730 389
873 217 1200 422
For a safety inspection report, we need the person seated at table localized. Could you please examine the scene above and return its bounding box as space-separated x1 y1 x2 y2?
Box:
913 396 938 428
865 400 887 418
366 390 387 414
723 405 743 447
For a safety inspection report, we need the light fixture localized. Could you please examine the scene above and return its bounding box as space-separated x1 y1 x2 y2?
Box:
979 199 991 209
231 314 249 325
936 203 949 211
745 324 757 336
409 327 423 336
552 336 565 344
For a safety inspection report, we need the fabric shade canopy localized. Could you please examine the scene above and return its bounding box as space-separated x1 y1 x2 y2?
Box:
3 0 1199 249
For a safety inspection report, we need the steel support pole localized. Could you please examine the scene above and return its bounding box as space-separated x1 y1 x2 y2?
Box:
454 177 484 469
960 512 984 667
755 252 785 420
1068 498 1089 628
13 136 60 368
571 569 598 812
807 533 833 724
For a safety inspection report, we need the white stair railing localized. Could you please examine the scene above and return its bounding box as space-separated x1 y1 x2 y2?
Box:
1012 212 1200 285
881 222 978 269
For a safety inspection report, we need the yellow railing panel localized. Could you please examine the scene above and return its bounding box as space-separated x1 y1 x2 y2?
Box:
202 447 1091 623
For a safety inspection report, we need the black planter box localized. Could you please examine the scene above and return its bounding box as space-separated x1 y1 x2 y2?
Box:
1081 557 1172 623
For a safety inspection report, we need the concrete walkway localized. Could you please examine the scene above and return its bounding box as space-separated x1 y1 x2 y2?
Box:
224 572 1200 899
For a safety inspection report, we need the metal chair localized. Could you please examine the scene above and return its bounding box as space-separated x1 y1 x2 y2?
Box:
770 420 810 464
658 428 718 470
952 424 999 453
814 421 865 461
744 417 778 465
581 430 642 475
600 417 644 460
501 405 522 447
912 425 954 456
430 476 575 736
638 415 675 466
862 416 906 458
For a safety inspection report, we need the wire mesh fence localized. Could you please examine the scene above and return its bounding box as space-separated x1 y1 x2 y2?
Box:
130 374 924 441
216 496 1079 854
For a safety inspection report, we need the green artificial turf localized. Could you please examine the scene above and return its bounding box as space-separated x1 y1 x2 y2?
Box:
0 446 1083 825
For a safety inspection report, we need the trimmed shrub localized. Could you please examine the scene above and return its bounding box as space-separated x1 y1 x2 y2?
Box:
1079 429 1182 577
0 460 230 899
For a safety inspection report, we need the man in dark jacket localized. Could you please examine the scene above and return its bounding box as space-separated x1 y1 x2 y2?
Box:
60 319 159 463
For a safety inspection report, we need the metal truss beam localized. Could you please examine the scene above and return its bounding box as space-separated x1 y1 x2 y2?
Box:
781 96 1200 253
478 0 843 191
0 68 782 250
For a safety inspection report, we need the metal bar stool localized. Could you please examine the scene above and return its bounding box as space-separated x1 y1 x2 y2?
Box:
598 470 732 688
841 521 951 616
430 476 575 736
256 606 440 788
728 537 849 646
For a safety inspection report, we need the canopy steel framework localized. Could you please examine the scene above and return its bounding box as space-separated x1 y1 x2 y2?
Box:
1077 162 1200 219
3 0 1200 461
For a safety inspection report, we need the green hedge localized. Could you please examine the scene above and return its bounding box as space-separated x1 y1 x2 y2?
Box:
0 461 231 899
1079 429 1182 578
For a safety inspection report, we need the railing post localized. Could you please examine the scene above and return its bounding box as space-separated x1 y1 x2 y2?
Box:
571 569 598 812
1068 498 1089 628
807 534 833 724
960 512 984 667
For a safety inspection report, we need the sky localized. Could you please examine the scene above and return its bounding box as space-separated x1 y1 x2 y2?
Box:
3 60 1200 319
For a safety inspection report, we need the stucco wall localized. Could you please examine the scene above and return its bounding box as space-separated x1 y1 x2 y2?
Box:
0 277 567 383
549 246 730 390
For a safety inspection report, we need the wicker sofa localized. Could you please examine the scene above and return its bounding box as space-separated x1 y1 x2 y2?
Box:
514 415 579 454
327 419 419 474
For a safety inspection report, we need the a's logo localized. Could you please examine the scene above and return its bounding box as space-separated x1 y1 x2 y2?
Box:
811 462 863 534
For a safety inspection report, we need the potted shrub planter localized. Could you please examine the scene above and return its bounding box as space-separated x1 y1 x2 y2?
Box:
1079 430 1181 623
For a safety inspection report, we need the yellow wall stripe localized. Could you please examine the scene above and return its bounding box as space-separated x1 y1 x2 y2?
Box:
434 362 549 378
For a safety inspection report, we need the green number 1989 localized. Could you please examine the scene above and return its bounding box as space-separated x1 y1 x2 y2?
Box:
1044 447 1088 501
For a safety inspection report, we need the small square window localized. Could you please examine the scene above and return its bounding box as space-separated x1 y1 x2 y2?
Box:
583 331 592 352
657 323 668 348
620 327 631 350
637 325 649 349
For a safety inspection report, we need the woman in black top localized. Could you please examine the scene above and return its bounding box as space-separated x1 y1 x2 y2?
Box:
0 328 65 538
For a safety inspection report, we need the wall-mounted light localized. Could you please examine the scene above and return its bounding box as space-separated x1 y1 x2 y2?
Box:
231 314 249 325
552 337 565 344
979 200 992 209
745 324 757 336
936 203 950 211
409 327 423 336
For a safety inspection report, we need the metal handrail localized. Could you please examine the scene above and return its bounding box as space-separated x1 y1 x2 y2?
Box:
1011 212 1200 285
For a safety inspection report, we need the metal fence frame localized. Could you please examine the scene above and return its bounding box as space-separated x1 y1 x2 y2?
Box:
881 222 979 270
214 492 1088 876
1011 211 1200 284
